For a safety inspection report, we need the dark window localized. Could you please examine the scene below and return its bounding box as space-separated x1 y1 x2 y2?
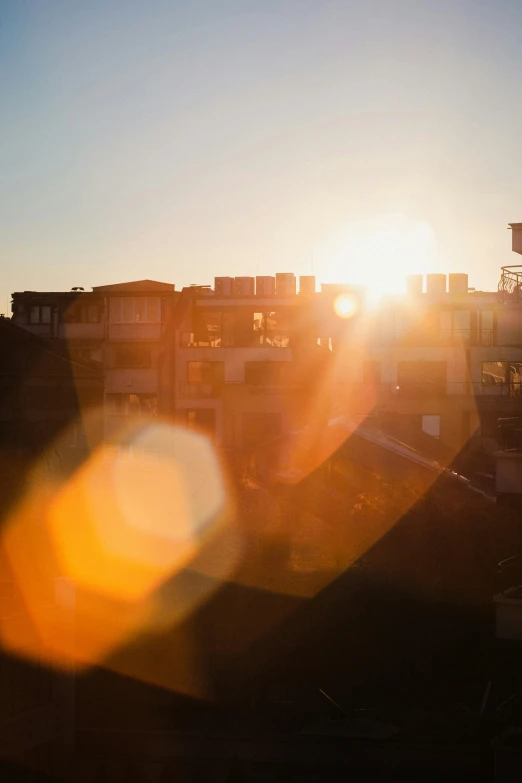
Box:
194 311 223 347
114 344 152 367
29 305 51 324
187 361 224 385
63 302 100 323
245 362 287 385
110 297 160 323
397 362 446 398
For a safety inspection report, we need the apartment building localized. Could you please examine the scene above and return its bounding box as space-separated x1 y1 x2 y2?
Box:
332 270 522 458
11 229 522 462
157 266 522 460
159 274 364 452
11 279 178 437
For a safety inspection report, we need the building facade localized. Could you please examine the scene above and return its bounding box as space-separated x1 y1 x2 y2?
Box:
159 275 368 453
11 279 179 438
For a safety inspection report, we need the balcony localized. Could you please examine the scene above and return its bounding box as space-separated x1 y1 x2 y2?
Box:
178 382 222 399
108 323 163 341
396 382 447 399
23 323 54 338
476 381 522 398
59 322 104 340
180 331 291 348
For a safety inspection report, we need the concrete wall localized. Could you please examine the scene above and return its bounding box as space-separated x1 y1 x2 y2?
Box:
176 347 292 384
497 306 522 346
104 368 158 394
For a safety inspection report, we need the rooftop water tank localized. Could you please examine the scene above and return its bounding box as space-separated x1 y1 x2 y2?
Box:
426 273 446 296
275 272 296 296
448 273 468 294
299 275 316 296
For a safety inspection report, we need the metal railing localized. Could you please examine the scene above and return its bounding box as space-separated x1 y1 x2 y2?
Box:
499 265 522 300
178 382 222 399
179 332 291 348
337 380 522 399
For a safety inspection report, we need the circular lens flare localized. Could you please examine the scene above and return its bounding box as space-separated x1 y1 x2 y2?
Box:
334 293 359 319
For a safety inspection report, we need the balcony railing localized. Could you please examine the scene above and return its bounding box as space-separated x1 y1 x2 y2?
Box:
396 382 447 399
394 381 522 398
180 332 291 348
108 323 163 340
59 322 104 340
477 381 522 397
178 382 222 399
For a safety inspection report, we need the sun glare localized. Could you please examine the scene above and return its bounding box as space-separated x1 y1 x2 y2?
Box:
334 293 359 319
318 217 437 300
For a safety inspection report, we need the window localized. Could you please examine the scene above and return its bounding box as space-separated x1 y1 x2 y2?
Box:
194 310 223 347
114 344 152 367
440 310 471 343
479 310 494 346
397 362 447 398
29 305 51 324
253 311 291 347
245 362 288 385
482 361 507 385
482 361 522 396
105 393 157 416
187 361 224 384
109 297 161 323
183 362 224 397
81 304 99 323
422 414 441 439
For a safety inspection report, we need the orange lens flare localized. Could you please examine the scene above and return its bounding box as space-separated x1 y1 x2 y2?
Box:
0 422 235 674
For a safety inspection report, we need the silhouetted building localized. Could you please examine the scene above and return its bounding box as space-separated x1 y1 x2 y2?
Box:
159 276 364 453
0 316 103 460
0 317 102 779
11 280 179 439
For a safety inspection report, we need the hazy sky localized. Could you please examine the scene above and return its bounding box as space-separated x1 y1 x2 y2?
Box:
2 0 522 307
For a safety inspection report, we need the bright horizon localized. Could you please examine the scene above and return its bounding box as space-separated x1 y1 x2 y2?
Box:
2 0 522 309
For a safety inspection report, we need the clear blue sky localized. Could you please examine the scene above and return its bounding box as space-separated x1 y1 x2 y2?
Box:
2 0 522 308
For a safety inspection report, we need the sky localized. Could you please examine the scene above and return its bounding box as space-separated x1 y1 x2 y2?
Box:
2 0 522 309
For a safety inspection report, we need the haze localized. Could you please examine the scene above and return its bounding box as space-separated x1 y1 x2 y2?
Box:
2 0 522 307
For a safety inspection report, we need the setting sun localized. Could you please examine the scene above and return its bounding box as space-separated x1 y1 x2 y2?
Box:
317 216 437 299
